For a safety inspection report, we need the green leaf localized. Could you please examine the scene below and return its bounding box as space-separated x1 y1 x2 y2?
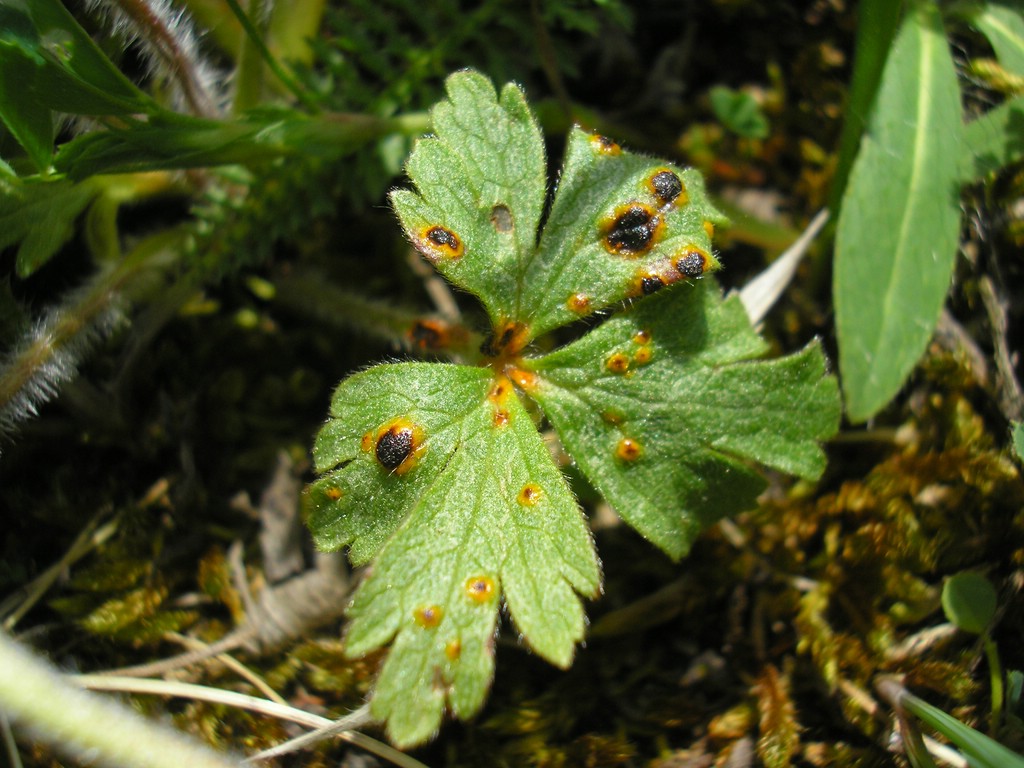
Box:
0 174 102 276
969 1 1024 75
525 282 839 559
941 571 997 634
960 94 1024 182
1013 420 1024 462
306 363 599 746
391 71 726 342
834 0 963 422
709 85 770 139
900 691 1024 768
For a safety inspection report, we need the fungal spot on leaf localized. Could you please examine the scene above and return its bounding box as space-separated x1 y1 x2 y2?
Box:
601 409 624 425
648 169 686 207
445 640 461 661
490 204 513 233
508 367 538 392
633 329 651 345
590 133 621 155
640 275 665 295
603 204 661 256
324 486 343 501
606 352 630 374
703 220 715 239
488 378 511 403
480 321 528 358
633 346 653 365
493 409 510 428
567 293 591 314
413 605 444 628
418 225 464 261
373 418 425 474
360 431 374 452
675 248 709 278
615 437 643 462
517 483 543 506
464 576 495 603
408 318 461 351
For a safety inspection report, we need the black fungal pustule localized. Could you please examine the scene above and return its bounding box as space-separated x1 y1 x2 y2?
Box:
479 321 528 358
418 225 464 260
675 250 707 278
650 170 684 207
640 276 665 295
376 426 415 470
604 204 660 255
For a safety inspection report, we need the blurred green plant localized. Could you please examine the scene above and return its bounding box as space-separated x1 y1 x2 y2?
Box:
831 0 1024 422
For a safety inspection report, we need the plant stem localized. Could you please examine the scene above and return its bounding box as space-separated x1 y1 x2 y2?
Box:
0 634 241 768
985 635 1004 732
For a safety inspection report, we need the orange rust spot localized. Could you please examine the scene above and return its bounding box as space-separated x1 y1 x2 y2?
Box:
360 431 374 452
703 220 715 240
413 605 444 628
567 293 591 313
633 329 651 345
517 483 543 506
590 133 621 155
373 417 426 475
418 225 464 261
464 576 495 603
606 352 630 374
493 409 510 428
488 378 511 403
445 639 462 661
616 437 643 462
633 346 653 365
508 367 538 392
408 318 454 351
324 486 343 501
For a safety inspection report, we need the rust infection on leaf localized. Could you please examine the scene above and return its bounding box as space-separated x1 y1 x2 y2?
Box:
413 604 444 628
567 293 591 314
464 575 495 603
493 409 510 428
517 482 543 506
445 639 461 661
417 225 464 262
633 329 651 345
590 133 621 155
648 168 687 208
490 204 513 233
408 318 465 351
507 367 538 393
603 203 663 256
372 417 426 474
601 409 624 425
324 486 343 501
606 352 630 374
634 346 653 365
481 320 529 358
615 437 643 462
640 275 666 295
675 246 710 278
703 220 715 239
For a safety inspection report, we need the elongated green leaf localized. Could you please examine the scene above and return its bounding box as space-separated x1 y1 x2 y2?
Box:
960 94 1024 181
307 363 599 746
526 282 839 559
834 0 963 422
970 1 1024 75
0 41 53 171
0 174 102 276
901 691 1024 768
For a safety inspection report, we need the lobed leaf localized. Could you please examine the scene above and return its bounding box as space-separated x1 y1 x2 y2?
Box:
391 71 726 344
306 363 599 746
525 282 839 559
834 0 963 422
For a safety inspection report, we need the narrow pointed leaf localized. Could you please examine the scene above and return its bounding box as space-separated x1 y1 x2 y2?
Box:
834 0 963 422
307 363 599 747
525 282 840 559
969 1 1024 75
